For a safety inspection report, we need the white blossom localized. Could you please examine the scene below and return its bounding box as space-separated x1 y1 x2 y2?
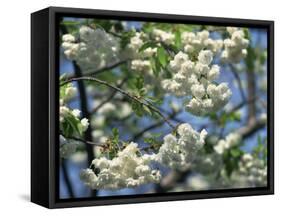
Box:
155 123 207 170
187 175 209 190
181 30 223 54
130 59 153 74
193 153 223 175
62 26 120 72
62 34 75 42
72 109 81 118
198 50 213 65
60 83 77 102
214 133 241 154
59 105 70 122
91 115 105 128
81 118 89 132
152 29 175 45
231 153 267 187
143 47 157 57
128 32 146 51
162 50 232 115
221 27 249 63
70 152 88 164
60 104 89 133
59 135 78 159
116 102 133 118
96 102 116 115
80 142 161 190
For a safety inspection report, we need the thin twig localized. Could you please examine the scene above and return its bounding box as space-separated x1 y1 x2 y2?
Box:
67 60 129 79
67 136 105 146
61 76 176 129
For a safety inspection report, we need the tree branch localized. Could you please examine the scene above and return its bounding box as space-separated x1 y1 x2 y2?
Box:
229 64 247 102
67 60 129 79
91 77 128 114
66 135 105 146
61 76 176 129
238 117 266 138
245 62 257 125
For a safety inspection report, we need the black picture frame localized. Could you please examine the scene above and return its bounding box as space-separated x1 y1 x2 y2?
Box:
31 6 274 209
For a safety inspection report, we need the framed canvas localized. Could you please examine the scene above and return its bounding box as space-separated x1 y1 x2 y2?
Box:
31 6 274 208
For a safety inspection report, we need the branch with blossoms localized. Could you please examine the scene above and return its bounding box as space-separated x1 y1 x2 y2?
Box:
60 76 176 129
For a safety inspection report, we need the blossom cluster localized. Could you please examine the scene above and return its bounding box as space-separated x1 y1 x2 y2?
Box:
221 27 249 63
59 79 90 158
232 153 267 187
59 104 89 132
60 135 78 159
80 142 161 190
62 26 120 72
193 152 222 175
131 59 153 75
80 123 207 189
155 123 207 170
213 132 241 154
181 30 223 54
152 29 175 45
162 50 232 115
125 32 156 75
60 82 77 103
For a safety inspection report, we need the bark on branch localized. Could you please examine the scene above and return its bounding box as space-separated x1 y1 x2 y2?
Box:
61 76 176 129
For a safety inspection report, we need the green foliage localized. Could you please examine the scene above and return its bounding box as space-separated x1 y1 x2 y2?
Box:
209 111 241 127
150 57 161 77
157 47 168 67
120 30 136 49
223 147 244 177
61 113 83 137
253 135 267 162
111 128 119 146
138 41 158 52
142 22 194 34
60 20 81 35
131 101 145 117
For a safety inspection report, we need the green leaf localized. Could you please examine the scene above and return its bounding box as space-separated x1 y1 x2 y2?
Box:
138 41 158 52
65 114 82 136
259 51 267 65
157 47 168 67
135 76 144 90
230 148 243 158
143 105 153 116
112 128 119 145
146 96 163 105
131 101 144 117
120 30 136 49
